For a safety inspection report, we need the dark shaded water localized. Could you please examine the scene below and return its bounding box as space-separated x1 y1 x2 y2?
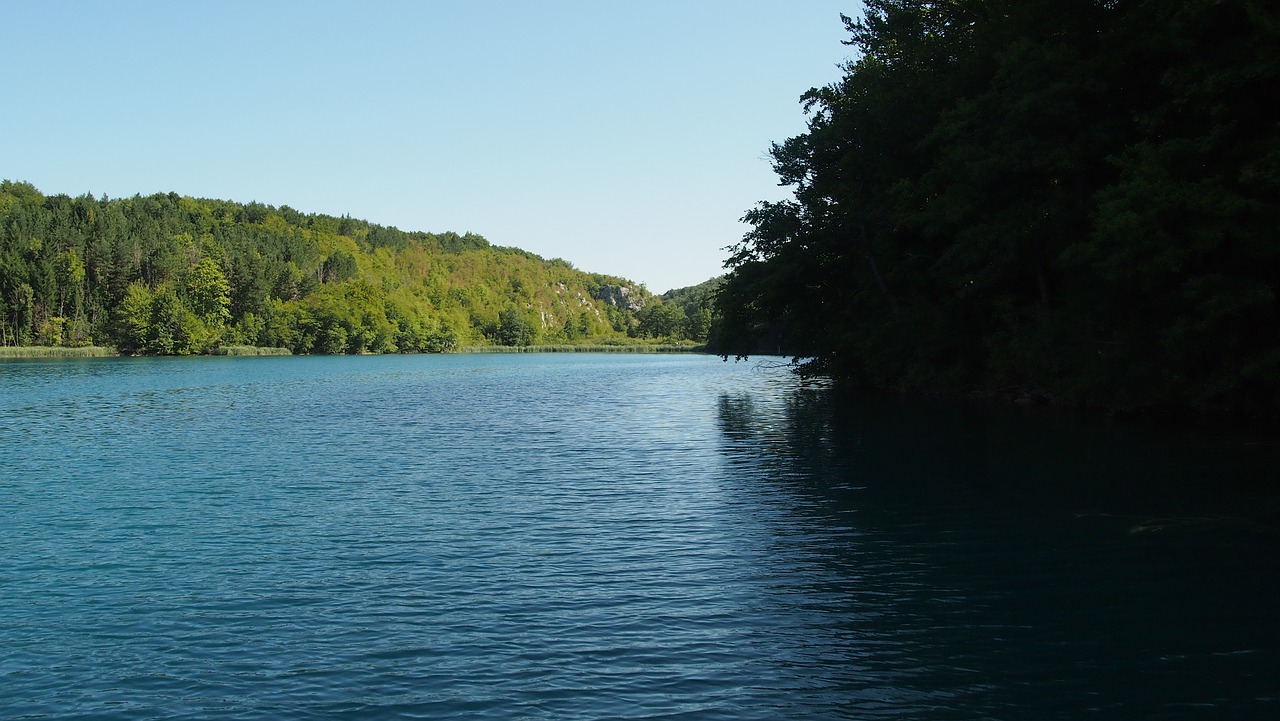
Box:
1 353 1276 719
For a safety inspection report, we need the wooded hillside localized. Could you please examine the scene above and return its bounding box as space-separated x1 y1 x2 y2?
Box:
0 181 683 354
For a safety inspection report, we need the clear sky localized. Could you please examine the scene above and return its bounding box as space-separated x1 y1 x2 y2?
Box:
1 1 859 293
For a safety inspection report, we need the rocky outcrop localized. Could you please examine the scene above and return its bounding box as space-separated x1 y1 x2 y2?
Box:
592 283 646 311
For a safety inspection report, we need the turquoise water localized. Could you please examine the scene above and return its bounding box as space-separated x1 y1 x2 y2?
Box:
1 353 1276 720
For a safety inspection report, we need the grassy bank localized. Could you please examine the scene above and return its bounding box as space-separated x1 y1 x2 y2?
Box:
457 344 707 354
0 346 118 358
212 345 293 356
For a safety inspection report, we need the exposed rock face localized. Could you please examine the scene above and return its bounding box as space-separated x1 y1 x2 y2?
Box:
592 283 646 311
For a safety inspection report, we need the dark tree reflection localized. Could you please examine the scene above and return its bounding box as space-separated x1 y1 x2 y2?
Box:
713 386 1280 721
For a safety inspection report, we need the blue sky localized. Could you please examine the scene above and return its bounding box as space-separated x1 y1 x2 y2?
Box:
2 1 859 293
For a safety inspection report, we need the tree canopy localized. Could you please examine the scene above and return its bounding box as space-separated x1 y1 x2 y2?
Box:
716 0 1280 416
0 182 693 354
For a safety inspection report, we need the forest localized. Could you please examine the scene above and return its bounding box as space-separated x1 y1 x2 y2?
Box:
0 181 715 355
716 0 1280 416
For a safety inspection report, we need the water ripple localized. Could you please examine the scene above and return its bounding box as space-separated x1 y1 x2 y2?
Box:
1 354 1277 720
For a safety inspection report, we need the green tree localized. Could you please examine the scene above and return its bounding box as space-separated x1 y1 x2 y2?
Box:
115 282 154 353
636 301 684 339
717 0 1280 415
497 307 534 346
186 257 231 328
54 248 85 320
321 250 358 283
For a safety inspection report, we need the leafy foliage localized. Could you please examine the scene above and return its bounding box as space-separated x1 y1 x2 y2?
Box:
652 276 723 343
717 0 1280 416
0 182 691 354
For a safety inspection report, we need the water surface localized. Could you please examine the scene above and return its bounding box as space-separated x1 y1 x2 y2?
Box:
1 353 1276 719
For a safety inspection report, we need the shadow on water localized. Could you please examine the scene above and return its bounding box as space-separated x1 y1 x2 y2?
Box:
715 387 1280 720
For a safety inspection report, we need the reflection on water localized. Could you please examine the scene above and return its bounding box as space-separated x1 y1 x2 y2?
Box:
715 385 1280 720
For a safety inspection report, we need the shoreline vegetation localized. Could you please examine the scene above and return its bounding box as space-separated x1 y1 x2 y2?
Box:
715 4 1280 419
0 346 118 358
211 345 293 356
0 181 722 360
0 343 709 359
457 343 705 354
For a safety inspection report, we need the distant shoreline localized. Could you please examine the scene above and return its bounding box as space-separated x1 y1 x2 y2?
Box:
0 344 708 358
456 344 706 354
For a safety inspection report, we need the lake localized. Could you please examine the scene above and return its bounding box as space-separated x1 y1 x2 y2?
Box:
1 353 1276 720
